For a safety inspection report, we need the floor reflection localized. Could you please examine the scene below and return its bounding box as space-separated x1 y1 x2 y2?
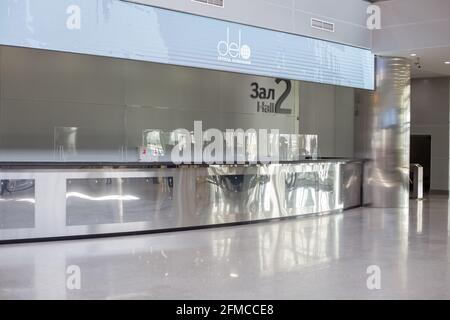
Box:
1 196 450 299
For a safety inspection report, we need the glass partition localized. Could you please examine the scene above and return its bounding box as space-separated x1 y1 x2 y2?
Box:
54 126 127 162
138 129 318 163
0 44 352 164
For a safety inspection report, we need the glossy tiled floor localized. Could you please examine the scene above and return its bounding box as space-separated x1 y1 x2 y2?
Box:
1 196 450 300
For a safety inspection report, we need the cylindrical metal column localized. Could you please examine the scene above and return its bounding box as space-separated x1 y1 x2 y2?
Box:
355 56 410 208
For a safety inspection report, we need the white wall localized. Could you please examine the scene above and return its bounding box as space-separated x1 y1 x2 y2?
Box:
129 0 371 49
298 82 354 157
373 0 450 54
0 45 356 161
411 77 450 191
0 46 299 161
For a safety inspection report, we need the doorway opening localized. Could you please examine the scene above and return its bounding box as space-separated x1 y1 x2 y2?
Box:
410 135 431 193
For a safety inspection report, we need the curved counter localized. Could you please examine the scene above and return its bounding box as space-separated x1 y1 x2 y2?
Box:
0 159 363 242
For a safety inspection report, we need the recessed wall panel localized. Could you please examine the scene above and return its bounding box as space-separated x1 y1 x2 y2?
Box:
0 179 35 229
66 177 174 226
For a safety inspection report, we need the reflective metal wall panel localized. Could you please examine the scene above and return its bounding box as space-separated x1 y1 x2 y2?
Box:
196 174 272 222
66 177 174 226
285 172 319 213
285 163 344 214
0 179 35 229
355 57 410 208
0 160 362 242
342 162 362 209
317 164 341 212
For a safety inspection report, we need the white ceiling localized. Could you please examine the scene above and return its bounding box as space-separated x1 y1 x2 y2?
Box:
379 46 450 79
371 0 450 79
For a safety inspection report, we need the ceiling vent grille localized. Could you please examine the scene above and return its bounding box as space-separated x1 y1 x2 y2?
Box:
311 18 335 32
192 0 224 7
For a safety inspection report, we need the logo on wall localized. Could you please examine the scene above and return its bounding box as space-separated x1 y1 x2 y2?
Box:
217 28 252 65
250 79 292 114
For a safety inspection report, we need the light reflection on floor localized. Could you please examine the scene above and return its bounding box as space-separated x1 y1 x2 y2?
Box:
0 196 449 300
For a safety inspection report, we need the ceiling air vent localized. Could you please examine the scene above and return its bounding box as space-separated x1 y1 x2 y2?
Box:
192 0 224 8
311 18 335 32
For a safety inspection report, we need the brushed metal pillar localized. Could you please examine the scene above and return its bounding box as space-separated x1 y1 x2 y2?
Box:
355 57 410 208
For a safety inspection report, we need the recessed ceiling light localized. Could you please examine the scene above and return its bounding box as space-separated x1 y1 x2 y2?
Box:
445 61 450 65
410 53 417 57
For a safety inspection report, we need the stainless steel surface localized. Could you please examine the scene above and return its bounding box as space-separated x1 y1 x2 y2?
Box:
0 160 362 242
342 161 362 209
355 56 411 208
410 164 423 200
195 174 271 219
66 177 174 226
0 179 35 229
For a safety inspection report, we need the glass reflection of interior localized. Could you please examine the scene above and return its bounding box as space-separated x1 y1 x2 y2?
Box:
66 177 174 226
285 172 318 211
196 175 271 217
285 164 340 213
0 179 35 229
